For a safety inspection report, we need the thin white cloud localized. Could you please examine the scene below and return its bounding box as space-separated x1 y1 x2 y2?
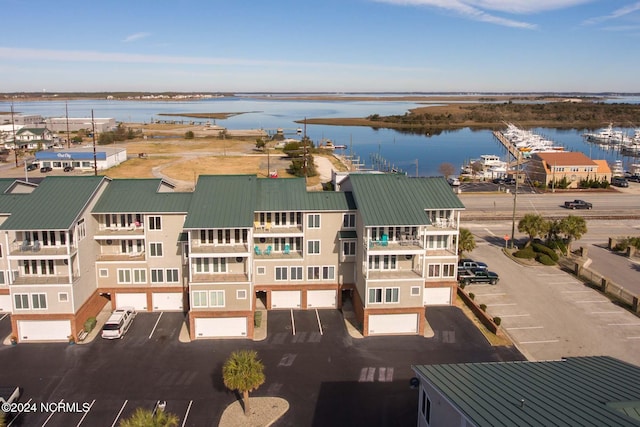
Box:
0 47 435 73
583 1 640 25
123 32 151 43
373 0 593 28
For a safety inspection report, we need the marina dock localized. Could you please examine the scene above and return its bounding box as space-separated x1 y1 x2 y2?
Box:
493 130 520 160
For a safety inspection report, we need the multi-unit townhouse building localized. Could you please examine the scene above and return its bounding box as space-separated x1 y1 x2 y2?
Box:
0 173 464 342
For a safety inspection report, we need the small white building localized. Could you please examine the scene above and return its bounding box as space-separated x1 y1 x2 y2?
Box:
35 146 127 171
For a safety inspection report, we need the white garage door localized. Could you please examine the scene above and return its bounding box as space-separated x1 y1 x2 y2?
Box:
307 290 336 309
271 290 301 309
116 293 147 311
152 293 184 311
194 317 247 338
368 313 418 335
423 287 452 306
18 320 71 341
0 294 11 313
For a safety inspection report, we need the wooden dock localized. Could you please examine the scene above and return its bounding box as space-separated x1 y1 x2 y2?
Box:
493 130 520 160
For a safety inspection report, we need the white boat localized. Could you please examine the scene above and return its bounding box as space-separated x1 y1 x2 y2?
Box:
461 154 508 178
584 123 629 145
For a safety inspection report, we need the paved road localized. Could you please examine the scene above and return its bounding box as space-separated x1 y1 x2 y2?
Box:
464 221 640 365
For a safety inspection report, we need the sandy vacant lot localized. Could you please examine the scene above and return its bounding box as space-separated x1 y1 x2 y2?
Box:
0 126 345 191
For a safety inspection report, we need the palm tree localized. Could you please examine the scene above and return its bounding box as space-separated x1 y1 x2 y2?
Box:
119 407 179 427
457 228 476 255
223 349 266 415
559 215 587 253
518 214 548 247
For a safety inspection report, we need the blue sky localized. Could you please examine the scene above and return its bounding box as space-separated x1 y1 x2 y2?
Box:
1 0 639 93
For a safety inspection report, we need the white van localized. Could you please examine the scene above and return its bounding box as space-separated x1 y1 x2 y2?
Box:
101 307 136 339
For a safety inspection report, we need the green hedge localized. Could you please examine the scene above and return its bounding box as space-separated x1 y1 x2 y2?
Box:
84 317 97 333
532 243 559 261
514 246 536 259
536 253 556 265
254 311 262 327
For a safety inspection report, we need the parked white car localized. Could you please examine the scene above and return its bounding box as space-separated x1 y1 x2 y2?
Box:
101 307 136 339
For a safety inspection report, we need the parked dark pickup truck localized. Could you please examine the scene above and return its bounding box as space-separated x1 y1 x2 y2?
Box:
564 199 592 210
458 268 499 285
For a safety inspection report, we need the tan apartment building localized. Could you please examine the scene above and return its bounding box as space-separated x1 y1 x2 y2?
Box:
0 176 110 342
525 152 612 188
1 173 464 342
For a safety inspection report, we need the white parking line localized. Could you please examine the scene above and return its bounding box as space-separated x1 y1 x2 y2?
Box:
608 323 640 326
42 399 64 426
149 312 163 339
506 326 544 331
575 300 610 304
315 309 323 335
0 313 8 321
484 228 496 236
7 398 33 427
591 311 622 314
111 400 128 427
494 314 530 318
76 399 95 426
520 339 560 344
627 337 640 340
290 309 296 336
181 400 193 427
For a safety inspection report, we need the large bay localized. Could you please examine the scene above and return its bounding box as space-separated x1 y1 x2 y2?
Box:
2 97 637 176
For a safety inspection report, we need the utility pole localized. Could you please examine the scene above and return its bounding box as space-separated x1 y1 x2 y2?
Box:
302 118 307 177
65 101 71 149
11 103 18 167
510 151 520 248
91 109 98 176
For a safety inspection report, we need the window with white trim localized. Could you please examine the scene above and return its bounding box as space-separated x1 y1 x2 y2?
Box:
385 287 399 303
195 258 209 273
411 286 421 296
14 294 29 310
117 269 132 284
148 216 161 230
58 292 69 302
31 293 47 309
307 214 320 228
166 269 179 283
427 235 449 250
442 264 456 278
275 267 288 281
77 218 86 241
0 271 4 285
368 255 397 270
257 266 266 275
209 290 225 307
368 288 383 304
308 266 320 280
343 213 356 228
237 289 247 300
307 240 320 255
99 269 109 278
421 391 431 424
322 266 335 280
151 269 164 283
343 241 356 256
192 291 207 308
149 242 163 257
428 264 441 278
290 266 303 281
211 258 226 273
200 229 214 244
133 269 146 284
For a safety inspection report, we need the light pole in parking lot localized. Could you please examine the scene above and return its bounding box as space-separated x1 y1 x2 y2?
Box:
510 152 521 248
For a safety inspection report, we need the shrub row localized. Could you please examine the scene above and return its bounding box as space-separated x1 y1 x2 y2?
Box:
532 243 559 261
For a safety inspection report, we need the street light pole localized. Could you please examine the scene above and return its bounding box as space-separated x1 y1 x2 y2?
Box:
510 151 520 249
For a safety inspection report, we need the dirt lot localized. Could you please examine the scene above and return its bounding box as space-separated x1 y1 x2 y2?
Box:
0 125 344 191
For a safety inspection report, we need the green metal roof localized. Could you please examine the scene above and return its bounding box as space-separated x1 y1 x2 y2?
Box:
0 179 29 215
184 175 356 229
0 176 105 230
183 175 257 229
347 174 465 227
413 356 640 427
16 128 48 135
92 179 192 213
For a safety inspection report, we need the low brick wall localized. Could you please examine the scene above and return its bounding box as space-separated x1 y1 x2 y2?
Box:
457 287 501 335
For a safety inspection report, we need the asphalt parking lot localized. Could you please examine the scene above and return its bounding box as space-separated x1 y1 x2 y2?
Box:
466 236 640 365
1 307 523 427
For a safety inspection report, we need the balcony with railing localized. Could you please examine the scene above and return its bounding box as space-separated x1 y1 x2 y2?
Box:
190 243 250 255
9 240 76 257
190 273 250 283
366 269 423 280
96 251 146 262
12 271 80 285
94 224 145 239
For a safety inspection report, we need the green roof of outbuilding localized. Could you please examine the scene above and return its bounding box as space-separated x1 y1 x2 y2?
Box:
0 176 105 230
413 356 640 427
183 175 258 229
92 179 192 213
347 174 464 226
16 128 48 135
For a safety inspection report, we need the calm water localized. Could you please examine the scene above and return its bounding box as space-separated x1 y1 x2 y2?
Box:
2 97 638 176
